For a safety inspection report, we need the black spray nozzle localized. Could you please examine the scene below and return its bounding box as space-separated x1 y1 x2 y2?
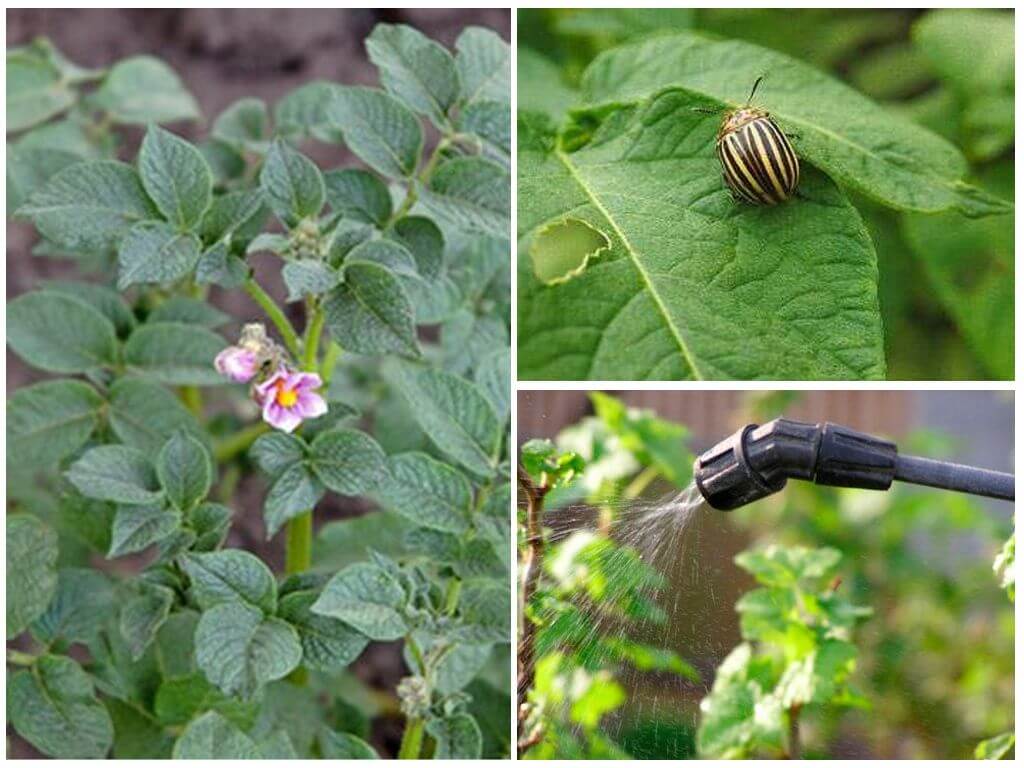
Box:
694 418 1012 511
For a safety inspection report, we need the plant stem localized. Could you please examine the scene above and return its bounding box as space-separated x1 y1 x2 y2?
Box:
320 342 342 385
285 511 313 575
302 302 324 372
786 703 802 759
179 385 203 417
213 422 270 463
389 137 450 224
244 278 301 358
444 578 462 615
516 465 549 757
398 717 425 760
7 649 35 666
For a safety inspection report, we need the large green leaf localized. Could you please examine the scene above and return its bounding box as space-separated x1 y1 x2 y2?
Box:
277 590 369 673
517 99 886 381
157 430 213 512
30 568 115 644
327 86 423 179
65 445 164 505
123 321 225 386
455 26 511 105
14 160 158 252
384 359 502 477
172 710 260 759
260 139 325 227
181 549 278 613
108 377 206 459
376 452 471 533
263 462 325 539
311 562 406 641
581 31 1009 216
323 260 421 358
8 655 114 758
7 515 59 638
324 168 392 226
7 290 118 373
6 379 103 469
308 428 387 496
367 23 459 128
418 156 510 238
194 602 302 698
117 221 202 289
91 56 200 125
7 46 76 132
426 713 483 758
108 504 181 557
138 125 213 230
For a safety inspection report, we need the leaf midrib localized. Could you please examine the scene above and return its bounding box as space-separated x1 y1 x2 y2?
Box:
553 146 705 380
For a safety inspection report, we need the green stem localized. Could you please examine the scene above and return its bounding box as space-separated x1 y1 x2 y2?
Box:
320 342 342 385
302 303 325 372
285 511 313 575
7 649 36 666
244 278 301 358
398 717 425 760
179 386 203 417
213 422 270 463
389 137 450 224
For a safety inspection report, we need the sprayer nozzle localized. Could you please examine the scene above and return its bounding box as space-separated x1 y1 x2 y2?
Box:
693 418 897 511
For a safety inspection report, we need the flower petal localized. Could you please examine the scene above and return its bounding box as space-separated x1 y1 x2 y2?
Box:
215 346 258 383
291 371 324 392
295 391 328 420
262 399 303 433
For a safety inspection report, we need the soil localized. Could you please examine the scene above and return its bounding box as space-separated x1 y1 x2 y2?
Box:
6 8 510 758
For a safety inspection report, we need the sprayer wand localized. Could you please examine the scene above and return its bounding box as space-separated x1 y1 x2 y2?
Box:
694 418 1014 511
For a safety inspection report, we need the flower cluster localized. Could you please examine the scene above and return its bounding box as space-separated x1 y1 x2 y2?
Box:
215 323 326 433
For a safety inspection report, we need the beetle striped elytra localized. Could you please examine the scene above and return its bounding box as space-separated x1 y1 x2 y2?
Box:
711 77 800 206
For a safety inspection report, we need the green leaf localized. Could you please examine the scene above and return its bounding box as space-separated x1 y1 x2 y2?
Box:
518 48 577 122
260 139 325 227
277 590 369 672
117 221 203 289
182 549 278 613
366 23 460 128
172 710 260 759
474 347 510 423
419 156 510 238
456 579 510 643
196 242 249 289
975 732 1015 760
41 280 136 337
376 452 471 533
123 321 226 386
66 445 164 505
327 86 423 179
8 655 114 758
119 582 174 660
190 502 233 552
318 729 379 759
734 546 842 588
386 215 444 281
582 31 1009 216
138 125 213 230
7 46 76 132
441 309 509 376
149 296 230 328
384 359 501 477
263 463 325 539
106 698 174 758
324 260 421 358
458 99 511 155
108 504 182 557
282 260 340 302
308 428 387 496
194 602 302 698
311 562 406 640
108 377 206 459
7 290 118 373
157 430 213 512
6 379 102 469
7 515 59 638
258 730 298 759
314 509 410 571
91 55 200 124
590 391 691 486
274 80 345 142
6 144 85 217
426 713 483 759
251 432 307 478
154 673 259 729
455 27 510 105
200 188 268 247
518 99 886 381
212 97 269 153
31 567 114 644
15 160 156 252
324 168 392 225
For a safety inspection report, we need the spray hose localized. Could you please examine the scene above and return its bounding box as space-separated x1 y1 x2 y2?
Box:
694 418 1014 511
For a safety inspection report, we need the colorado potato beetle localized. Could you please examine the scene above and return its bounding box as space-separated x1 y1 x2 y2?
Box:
712 78 800 205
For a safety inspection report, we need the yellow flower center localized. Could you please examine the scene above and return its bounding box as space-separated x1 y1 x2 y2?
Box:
275 384 298 407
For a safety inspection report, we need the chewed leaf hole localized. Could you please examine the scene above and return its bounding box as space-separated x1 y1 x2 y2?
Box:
529 217 611 285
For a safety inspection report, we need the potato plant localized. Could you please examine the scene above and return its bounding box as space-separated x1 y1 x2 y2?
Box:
6 22 510 759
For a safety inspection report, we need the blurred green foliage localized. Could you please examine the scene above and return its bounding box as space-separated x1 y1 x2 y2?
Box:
518 8 1014 379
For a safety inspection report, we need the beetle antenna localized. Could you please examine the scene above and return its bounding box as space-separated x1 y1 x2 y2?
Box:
746 76 764 105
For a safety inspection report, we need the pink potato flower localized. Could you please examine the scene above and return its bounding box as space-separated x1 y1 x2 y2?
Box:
214 345 258 383
255 368 328 433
